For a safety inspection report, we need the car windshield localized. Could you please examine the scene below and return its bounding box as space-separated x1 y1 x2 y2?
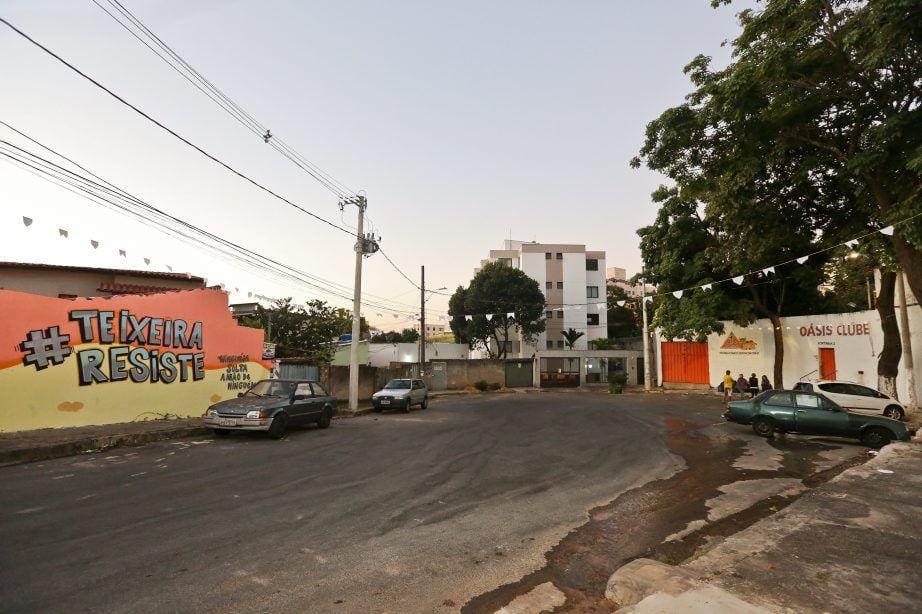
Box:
245 380 295 397
384 380 411 390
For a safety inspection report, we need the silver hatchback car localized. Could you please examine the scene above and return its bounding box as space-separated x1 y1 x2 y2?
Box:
372 378 428 412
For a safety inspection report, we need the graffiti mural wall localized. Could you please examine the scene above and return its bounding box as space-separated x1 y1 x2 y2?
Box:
0 288 270 432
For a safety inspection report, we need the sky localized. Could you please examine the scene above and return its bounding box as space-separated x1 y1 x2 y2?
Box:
0 0 750 330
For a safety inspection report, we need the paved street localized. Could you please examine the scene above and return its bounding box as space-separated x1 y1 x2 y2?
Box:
0 393 865 613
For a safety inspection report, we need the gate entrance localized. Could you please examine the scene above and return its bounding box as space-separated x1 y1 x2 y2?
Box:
504 360 533 387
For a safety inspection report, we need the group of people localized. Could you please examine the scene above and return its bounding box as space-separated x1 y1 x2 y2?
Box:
722 370 772 401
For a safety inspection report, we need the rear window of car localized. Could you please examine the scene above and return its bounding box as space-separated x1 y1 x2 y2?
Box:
763 392 794 407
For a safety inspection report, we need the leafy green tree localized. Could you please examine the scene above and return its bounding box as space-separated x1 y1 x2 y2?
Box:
562 328 585 350
606 285 642 338
369 328 420 343
240 298 363 361
448 262 546 358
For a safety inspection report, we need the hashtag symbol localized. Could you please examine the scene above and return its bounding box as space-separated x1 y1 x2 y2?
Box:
19 326 73 371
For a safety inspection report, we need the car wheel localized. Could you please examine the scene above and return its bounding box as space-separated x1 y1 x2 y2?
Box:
421 396 428 409
317 408 332 429
268 413 288 440
403 399 411 413
213 428 231 437
861 427 892 448
884 405 904 421
751 417 775 438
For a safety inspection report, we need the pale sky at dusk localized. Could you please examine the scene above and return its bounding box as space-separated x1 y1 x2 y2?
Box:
0 1 751 329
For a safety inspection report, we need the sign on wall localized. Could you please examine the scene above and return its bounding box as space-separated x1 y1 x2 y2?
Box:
0 288 270 432
718 331 759 355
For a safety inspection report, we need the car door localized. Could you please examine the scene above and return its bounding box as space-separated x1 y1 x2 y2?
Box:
413 380 424 403
289 382 315 424
844 384 886 415
760 392 797 431
307 382 329 419
815 383 852 409
793 392 849 435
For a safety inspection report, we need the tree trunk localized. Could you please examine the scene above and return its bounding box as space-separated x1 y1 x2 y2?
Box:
769 313 784 390
876 270 902 399
892 234 922 308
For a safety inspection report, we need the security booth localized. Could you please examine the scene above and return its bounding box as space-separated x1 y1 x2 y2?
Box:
535 350 643 388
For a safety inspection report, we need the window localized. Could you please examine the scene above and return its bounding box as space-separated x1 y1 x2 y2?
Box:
545 310 553 319
587 286 599 298
793 382 814 392
556 310 564 319
310 382 328 397
556 282 563 289
546 281 552 290
545 252 552 260
295 383 313 398
57 293 77 299
587 313 600 326
763 392 794 407
557 340 564 348
795 393 823 408
586 259 599 271
818 383 848 394
556 252 563 260
497 258 512 267
546 340 553 349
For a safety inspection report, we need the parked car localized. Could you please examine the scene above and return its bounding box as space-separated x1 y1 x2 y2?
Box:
372 378 428 413
793 380 905 420
203 379 335 439
724 389 911 448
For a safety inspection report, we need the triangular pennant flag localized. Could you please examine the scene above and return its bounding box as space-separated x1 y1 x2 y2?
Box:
762 266 775 276
234 287 239 293
701 283 712 291
486 314 493 321
22 216 32 227
144 258 151 266
247 292 252 298
376 313 383 317
643 296 652 303
393 314 399 319
879 225 894 236
672 290 683 299
465 315 473 321
845 239 858 248
616 300 626 307
796 256 808 265
58 228 68 238
166 265 173 272
118 249 127 258
732 275 744 285
506 312 514 318
90 240 99 249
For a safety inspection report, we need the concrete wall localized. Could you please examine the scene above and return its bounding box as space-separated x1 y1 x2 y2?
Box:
321 364 387 401
0 288 270 432
393 359 507 390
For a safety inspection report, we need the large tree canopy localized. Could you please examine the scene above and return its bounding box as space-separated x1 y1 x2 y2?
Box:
448 262 546 358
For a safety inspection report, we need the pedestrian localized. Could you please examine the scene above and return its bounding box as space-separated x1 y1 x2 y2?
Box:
736 373 748 400
722 370 735 401
761 375 772 392
748 373 759 398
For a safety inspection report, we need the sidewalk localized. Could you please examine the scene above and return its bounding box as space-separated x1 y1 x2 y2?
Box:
606 441 922 612
0 404 374 467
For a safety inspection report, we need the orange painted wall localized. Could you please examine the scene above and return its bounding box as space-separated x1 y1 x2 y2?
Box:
0 288 271 432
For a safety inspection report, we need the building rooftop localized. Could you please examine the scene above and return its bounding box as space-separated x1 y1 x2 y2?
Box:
0 261 205 283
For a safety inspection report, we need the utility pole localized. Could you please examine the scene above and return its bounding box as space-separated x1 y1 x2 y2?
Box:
419 265 425 377
641 270 652 391
896 270 918 414
342 195 377 412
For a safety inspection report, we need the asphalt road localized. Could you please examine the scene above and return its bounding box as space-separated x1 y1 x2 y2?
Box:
0 392 861 613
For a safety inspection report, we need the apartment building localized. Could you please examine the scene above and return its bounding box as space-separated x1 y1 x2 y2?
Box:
413 322 446 336
479 240 607 355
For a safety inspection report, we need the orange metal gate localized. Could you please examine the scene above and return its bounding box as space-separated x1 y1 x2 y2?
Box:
660 341 710 384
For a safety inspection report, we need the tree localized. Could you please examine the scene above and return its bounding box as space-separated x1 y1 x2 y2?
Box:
239 298 358 361
448 262 546 358
607 285 642 338
369 328 419 343
562 328 585 349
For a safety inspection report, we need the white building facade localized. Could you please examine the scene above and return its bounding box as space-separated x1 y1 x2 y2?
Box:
479 240 607 357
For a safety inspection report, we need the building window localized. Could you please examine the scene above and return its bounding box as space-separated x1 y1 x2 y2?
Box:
586 259 598 271
587 286 599 298
546 340 553 349
556 310 564 319
497 258 512 267
545 310 553 319
556 252 563 260
545 252 552 260
556 282 563 289
557 340 564 348
587 313 600 326
57 293 78 299
546 281 552 290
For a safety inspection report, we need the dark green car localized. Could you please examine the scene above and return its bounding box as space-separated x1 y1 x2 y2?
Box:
725 389 911 448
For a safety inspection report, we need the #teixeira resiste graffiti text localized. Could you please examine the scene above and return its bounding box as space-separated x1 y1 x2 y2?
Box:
18 309 206 386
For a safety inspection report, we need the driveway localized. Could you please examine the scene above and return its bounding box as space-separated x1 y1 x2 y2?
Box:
0 392 865 613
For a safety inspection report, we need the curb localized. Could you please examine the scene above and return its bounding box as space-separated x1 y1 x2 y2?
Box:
0 425 209 468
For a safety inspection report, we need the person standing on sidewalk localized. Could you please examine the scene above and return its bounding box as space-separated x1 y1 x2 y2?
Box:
761 375 773 393
722 370 735 401
748 373 759 398
736 374 748 400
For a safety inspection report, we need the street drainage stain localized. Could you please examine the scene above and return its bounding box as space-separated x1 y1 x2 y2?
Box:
461 418 859 613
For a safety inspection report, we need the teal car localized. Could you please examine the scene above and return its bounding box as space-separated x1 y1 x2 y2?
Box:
725 389 911 448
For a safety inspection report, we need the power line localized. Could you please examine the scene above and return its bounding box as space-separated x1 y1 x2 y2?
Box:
0 16 356 238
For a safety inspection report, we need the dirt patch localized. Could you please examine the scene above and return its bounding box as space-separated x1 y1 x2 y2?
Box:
462 420 865 613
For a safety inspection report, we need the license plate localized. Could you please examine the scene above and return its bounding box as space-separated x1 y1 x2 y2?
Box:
380 400 390 405
219 418 238 426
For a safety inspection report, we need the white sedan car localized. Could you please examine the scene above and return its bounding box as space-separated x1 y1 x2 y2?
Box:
793 380 905 420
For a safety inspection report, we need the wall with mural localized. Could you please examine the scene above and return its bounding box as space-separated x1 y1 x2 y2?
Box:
0 288 270 432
